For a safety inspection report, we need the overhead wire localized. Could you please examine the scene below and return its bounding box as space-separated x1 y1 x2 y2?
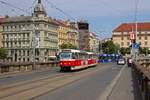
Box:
25 0 37 14
0 0 31 15
45 0 76 21
90 0 140 38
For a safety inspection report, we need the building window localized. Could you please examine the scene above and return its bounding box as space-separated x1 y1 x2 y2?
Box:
127 36 130 40
139 37 141 40
7 42 9 48
18 58 21 61
127 42 130 46
139 42 141 45
23 58 25 62
27 58 30 61
23 50 25 56
11 50 14 56
121 42 124 46
27 33 29 38
145 36 147 40
145 42 147 46
27 50 29 56
19 50 21 56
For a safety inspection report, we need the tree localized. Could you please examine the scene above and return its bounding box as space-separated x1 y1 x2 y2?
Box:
120 47 126 55
139 47 149 55
102 40 119 54
0 48 8 59
60 43 77 49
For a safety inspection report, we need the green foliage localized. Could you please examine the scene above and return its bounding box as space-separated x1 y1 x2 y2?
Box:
120 48 126 55
139 47 149 55
0 48 8 59
102 40 119 54
60 43 77 49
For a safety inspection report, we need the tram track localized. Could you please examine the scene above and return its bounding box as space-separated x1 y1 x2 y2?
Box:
0 64 111 100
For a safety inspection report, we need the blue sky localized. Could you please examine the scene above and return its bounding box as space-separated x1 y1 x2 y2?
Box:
0 0 150 38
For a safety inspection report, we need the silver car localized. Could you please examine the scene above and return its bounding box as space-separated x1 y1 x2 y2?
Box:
117 58 126 65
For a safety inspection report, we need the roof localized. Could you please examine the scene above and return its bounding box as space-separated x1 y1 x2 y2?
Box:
113 22 150 32
0 16 5 24
0 16 59 25
3 16 32 23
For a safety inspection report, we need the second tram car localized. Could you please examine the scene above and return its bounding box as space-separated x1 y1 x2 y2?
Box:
59 49 97 71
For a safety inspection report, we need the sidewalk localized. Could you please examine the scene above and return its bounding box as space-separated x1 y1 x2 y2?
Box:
107 67 142 100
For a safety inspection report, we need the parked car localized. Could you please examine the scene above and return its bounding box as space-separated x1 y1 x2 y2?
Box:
127 58 133 67
117 58 126 65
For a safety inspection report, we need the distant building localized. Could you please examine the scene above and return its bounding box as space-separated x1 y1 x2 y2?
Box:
112 22 150 48
77 20 90 50
57 20 69 48
57 20 78 49
1 0 58 62
89 32 99 53
67 23 78 48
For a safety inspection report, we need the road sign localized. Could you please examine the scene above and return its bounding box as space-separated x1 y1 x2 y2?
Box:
130 32 135 40
132 43 140 49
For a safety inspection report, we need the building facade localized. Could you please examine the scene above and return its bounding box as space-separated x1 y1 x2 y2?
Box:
68 24 78 48
0 17 4 48
1 0 58 62
89 32 99 53
77 20 90 50
112 22 150 48
57 20 78 49
57 20 69 48
0 24 2 48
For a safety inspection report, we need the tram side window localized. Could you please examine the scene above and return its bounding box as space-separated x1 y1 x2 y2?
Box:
79 53 85 59
72 53 78 59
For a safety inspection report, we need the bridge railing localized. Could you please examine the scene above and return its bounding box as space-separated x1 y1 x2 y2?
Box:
132 57 150 100
0 61 59 74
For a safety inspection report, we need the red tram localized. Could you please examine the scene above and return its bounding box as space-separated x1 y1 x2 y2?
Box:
59 49 98 71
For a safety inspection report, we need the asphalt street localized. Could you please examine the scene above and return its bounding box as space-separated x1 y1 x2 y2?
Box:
0 63 125 100
33 63 123 100
0 67 60 86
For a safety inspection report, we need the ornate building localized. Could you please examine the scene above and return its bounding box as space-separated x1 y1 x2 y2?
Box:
1 0 58 62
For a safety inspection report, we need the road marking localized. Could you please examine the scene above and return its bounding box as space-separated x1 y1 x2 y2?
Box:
97 65 126 100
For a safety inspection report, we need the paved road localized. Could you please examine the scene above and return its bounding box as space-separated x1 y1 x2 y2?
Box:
0 67 60 86
0 63 125 100
33 63 123 100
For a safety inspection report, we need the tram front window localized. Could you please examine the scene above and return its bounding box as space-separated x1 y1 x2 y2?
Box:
60 52 72 59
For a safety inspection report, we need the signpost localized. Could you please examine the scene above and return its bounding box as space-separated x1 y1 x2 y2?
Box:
131 40 139 60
